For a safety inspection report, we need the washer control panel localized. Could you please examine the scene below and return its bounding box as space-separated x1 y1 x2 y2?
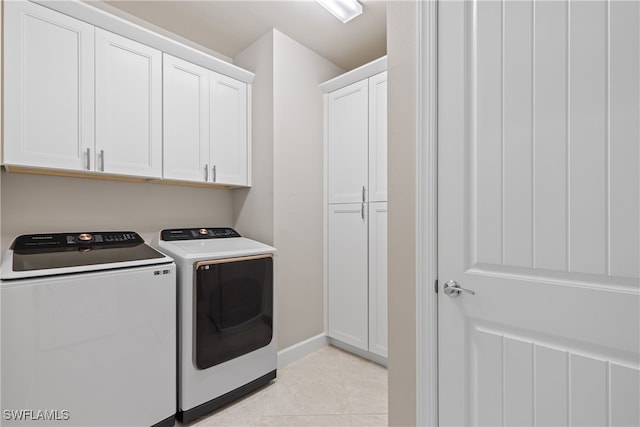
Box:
161 228 241 241
13 232 144 252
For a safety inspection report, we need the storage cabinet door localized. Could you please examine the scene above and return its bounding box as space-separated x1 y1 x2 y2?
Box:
95 29 162 178
3 1 94 171
327 80 369 203
327 203 369 350
210 72 248 186
163 54 210 182
368 72 388 202
368 202 388 357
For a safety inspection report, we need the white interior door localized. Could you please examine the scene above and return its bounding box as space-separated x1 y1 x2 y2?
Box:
438 1 639 426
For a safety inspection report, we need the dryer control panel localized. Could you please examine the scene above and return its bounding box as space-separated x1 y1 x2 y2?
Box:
161 228 241 241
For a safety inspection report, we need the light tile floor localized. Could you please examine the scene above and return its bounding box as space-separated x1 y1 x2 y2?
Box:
181 345 388 427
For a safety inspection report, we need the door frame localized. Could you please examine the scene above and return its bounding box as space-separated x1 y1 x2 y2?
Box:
416 0 439 426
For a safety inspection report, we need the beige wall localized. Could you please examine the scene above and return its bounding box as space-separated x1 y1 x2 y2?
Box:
272 31 343 349
387 1 418 426
233 32 276 246
0 172 234 252
233 30 342 350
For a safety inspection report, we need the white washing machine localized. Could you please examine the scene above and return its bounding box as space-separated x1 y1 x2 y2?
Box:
0 231 176 427
156 228 277 423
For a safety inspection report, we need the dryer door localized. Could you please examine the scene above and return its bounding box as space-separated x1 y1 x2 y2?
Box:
194 254 273 369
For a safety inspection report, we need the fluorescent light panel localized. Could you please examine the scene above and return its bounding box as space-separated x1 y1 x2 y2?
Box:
316 0 363 23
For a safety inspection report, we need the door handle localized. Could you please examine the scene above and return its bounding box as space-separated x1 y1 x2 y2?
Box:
204 164 209 181
443 280 475 297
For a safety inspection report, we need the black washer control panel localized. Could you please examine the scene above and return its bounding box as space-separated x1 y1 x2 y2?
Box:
161 228 241 241
13 232 144 252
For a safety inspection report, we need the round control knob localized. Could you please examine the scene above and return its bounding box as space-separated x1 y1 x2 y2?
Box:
198 228 209 236
78 233 93 242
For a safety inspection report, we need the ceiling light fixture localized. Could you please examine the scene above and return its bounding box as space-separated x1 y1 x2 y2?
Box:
316 0 363 24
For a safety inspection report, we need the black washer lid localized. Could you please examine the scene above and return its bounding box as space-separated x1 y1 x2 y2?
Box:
161 228 241 241
10 231 165 272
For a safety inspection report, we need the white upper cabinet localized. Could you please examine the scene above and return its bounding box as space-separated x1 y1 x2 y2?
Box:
95 29 162 178
210 73 248 186
163 54 211 182
3 1 253 186
162 55 249 187
368 72 388 202
3 1 95 171
327 79 369 204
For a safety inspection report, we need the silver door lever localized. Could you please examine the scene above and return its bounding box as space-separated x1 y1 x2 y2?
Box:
443 280 475 297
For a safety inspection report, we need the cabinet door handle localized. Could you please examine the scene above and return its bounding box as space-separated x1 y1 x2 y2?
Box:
100 149 105 172
204 164 209 181
361 202 365 220
213 165 217 183
86 148 91 170
362 186 366 202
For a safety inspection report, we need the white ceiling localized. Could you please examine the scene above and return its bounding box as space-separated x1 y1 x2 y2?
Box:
102 0 387 71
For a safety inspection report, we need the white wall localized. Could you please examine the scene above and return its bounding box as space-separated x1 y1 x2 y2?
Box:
387 2 418 426
233 30 342 350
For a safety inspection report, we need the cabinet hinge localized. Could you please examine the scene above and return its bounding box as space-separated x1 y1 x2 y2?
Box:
435 279 438 294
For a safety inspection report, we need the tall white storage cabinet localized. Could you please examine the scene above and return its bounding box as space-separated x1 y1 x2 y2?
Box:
322 57 388 361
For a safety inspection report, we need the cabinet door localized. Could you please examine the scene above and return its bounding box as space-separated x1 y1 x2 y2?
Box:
210 72 248 186
327 203 368 350
3 1 94 171
368 72 388 202
163 54 210 182
95 29 162 178
327 80 369 203
368 202 388 358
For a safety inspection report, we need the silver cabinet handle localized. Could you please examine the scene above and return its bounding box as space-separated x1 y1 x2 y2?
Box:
443 280 475 297
213 165 217 183
361 202 365 220
204 164 209 181
100 149 105 172
362 186 366 202
86 148 91 170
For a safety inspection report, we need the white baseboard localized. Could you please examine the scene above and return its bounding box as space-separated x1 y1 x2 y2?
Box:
277 333 328 368
328 337 388 367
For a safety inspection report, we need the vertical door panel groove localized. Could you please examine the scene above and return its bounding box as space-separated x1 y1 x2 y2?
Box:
531 0 536 270
566 0 572 274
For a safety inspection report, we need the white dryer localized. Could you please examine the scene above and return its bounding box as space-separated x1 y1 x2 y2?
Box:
0 231 176 427
156 228 277 423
